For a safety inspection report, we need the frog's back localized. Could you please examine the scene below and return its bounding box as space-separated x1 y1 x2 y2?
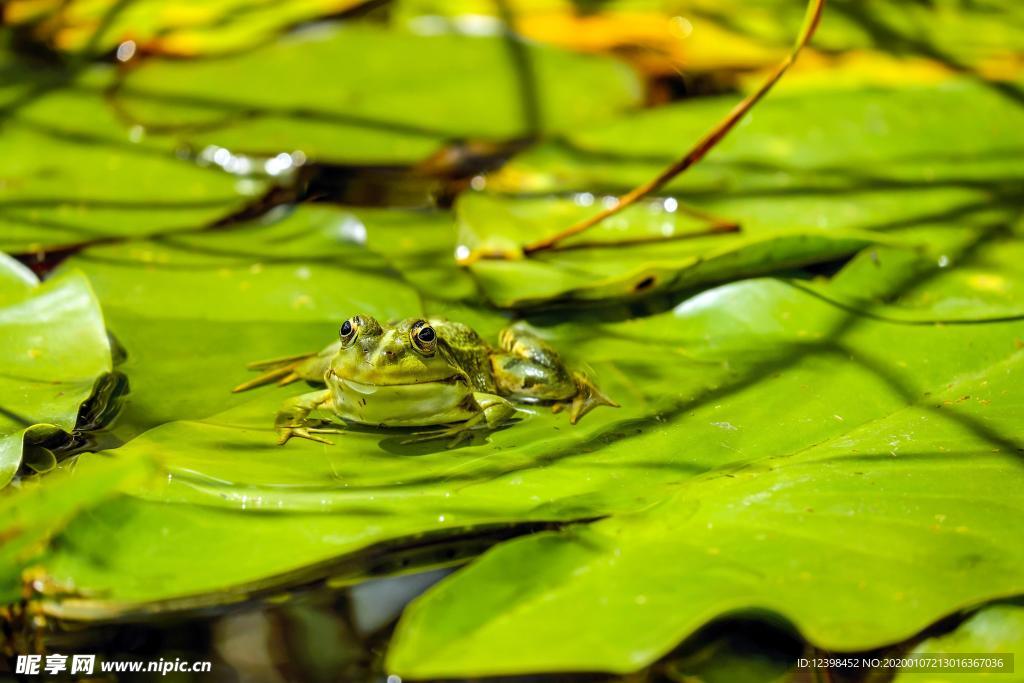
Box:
433 319 496 392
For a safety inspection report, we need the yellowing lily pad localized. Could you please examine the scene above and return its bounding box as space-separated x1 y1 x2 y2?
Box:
3 0 368 57
395 0 1024 84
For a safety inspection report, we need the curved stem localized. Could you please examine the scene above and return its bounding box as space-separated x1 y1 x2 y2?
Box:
522 0 826 255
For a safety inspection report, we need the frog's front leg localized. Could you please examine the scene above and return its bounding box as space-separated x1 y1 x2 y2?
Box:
275 389 345 445
475 391 518 428
404 392 516 447
492 324 618 423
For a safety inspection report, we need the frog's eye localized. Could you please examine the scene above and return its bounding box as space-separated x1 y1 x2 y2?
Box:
411 321 437 355
339 317 359 346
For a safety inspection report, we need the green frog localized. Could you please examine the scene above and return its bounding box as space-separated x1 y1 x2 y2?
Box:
234 315 617 445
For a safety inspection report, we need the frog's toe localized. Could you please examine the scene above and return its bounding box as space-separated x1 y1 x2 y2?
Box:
234 352 318 393
277 426 340 446
401 424 473 448
234 366 295 393
568 373 619 425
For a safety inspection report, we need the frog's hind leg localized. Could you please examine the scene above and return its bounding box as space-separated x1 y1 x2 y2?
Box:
492 325 577 400
233 343 338 393
402 392 516 448
233 353 316 392
493 324 618 423
566 372 619 425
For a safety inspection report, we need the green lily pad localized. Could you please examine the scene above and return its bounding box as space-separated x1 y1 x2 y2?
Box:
387 351 1024 677
462 78 1024 308
23 205 1024 629
0 257 112 487
894 605 1024 681
457 191 893 308
113 24 642 164
0 62 264 254
0 454 152 605
59 204 422 443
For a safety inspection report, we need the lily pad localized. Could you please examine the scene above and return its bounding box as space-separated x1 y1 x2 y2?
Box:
23 205 1024 629
0 256 112 487
387 351 1024 677
0 62 263 254
396 0 1024 89
112 24 642 164
58 204 422 443
4 0 368 57
457 191 892 308
0 454 152 605
461 78 1024 308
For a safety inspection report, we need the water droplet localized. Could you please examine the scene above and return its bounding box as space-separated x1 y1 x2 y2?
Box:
264 152 294 176
470 175 486 191
669 16 693 39
574 192 595 207
937 255 951 268
116 40 136 62
601 195 620 210
128 125 145 143
334 215 367 245
225 155 252 175
455 244 471 261
235 179 260 195
453 15 503 35
663 197 679 212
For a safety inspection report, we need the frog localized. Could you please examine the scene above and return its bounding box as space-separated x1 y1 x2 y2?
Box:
233 315 617 445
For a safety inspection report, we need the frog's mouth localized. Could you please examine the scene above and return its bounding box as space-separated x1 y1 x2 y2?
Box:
328 370 463 392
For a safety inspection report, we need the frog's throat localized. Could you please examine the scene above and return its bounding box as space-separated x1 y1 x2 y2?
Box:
327 370 464 389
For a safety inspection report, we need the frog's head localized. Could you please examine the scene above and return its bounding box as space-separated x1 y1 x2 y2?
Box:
328 315 461 386
327 315 473 427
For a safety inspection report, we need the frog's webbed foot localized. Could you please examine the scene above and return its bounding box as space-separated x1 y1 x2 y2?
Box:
401 422 477 449
234 343 340 393
277 424 345 446
402 393 516 448
274 390 338 446
565 372 619 424
234 352 318 393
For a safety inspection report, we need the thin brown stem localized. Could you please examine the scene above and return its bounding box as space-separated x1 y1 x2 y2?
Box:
522 0 826 255
543 221 740 253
